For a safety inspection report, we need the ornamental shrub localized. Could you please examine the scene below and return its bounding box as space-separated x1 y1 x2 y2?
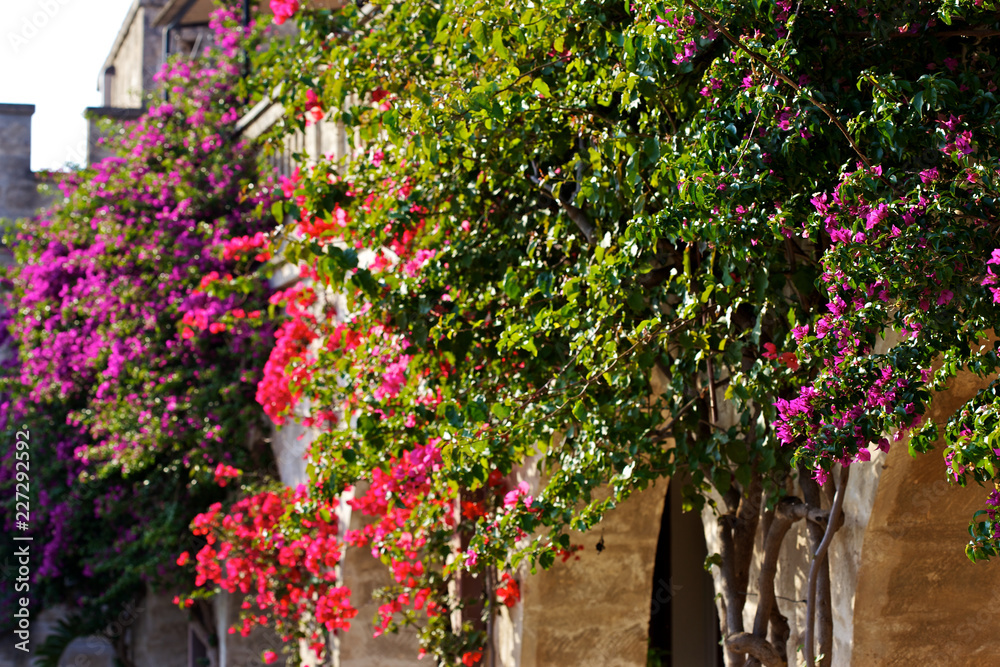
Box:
0 6 279 650
192 0 1000 664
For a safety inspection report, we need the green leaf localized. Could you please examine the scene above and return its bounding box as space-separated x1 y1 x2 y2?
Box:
491 403 511 420
491 31 509 60
522 337 538 356
532 78 551 97
471 20 486 46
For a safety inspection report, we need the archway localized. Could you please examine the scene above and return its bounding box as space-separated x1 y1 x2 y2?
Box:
851 372 1000 665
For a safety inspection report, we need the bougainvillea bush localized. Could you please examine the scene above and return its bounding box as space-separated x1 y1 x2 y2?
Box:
0 6 279 650
188 0 1000 664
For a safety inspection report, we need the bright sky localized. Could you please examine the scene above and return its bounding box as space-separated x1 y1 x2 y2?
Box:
0 0 137 172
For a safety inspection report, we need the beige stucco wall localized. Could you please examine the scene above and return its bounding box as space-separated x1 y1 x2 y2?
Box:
851 369 1000 666
492 463 668 667
335 488 423 667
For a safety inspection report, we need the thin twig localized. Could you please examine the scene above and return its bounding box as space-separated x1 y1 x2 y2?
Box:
685 0 877 173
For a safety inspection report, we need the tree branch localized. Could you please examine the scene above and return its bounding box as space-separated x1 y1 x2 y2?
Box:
751 498 808 647
800 467 833 667
804 466 850 666
733 466 762 606
842 28 1000 41
725 632 784 667
718 468 762 666
718 514 747 666
769 603 791 666
684 0 878 173
529 159 597 245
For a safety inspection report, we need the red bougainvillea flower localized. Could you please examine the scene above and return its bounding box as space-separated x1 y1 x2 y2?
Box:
762 342 799 371
188 486 357 649
462 651 483 666
461 501 486 520
306 89 324 125
495 573 520 607
263 651 277 664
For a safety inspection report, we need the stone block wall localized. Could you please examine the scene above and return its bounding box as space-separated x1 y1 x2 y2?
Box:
85 107 144 167
101 0 168 109
0 104 42 231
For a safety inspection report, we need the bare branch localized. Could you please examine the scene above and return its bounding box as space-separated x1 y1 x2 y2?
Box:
717 468 762 666
733 468 762 604
804 466 850 666
528 159 596 245
751 498 808 644
718 515 746 666
800 468 834 666
769 604 791 666
725 633 784 667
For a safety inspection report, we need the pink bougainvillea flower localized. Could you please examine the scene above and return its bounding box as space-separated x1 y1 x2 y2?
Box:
270 0 299 25
919 168 939 183
214 463 241 487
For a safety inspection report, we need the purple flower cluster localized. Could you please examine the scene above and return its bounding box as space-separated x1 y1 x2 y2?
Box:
0 5 278 611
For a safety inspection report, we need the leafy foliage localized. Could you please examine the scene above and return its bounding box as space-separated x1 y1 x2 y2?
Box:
210 0 1000 662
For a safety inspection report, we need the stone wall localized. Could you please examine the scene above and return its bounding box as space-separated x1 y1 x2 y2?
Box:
132 591 189 667
0 605 116 667
101 0 168 109
0 104 42 236
85 107 145 166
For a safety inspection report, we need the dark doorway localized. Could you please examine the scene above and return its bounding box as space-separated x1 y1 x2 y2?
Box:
648 482 724 666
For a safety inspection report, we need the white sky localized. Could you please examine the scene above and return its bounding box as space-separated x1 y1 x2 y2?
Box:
0 0 137 172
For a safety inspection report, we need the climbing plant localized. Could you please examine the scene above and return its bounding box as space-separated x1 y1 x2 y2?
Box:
0 6 279 658
186 0 1000 665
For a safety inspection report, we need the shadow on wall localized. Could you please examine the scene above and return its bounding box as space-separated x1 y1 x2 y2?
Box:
509 479 667 667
